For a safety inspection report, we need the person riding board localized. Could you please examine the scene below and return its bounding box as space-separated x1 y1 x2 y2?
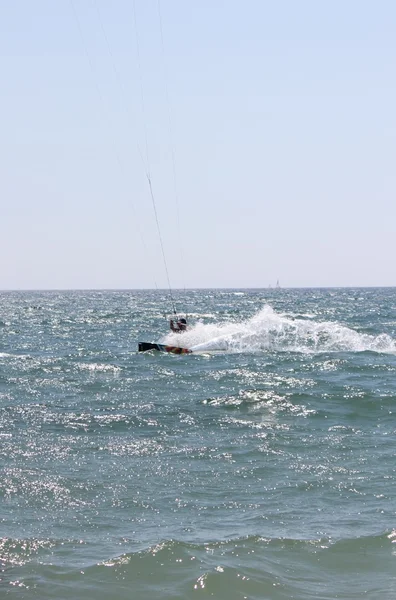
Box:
170 317 187 333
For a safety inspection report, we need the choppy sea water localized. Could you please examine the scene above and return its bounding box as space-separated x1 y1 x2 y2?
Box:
1 288 396 599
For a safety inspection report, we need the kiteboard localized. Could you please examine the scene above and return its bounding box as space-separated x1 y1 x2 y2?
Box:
138 342 192 354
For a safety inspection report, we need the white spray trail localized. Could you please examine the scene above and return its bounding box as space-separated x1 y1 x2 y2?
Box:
162 306 396 354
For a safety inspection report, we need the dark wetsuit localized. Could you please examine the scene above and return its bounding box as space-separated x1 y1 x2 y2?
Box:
170 319 187 333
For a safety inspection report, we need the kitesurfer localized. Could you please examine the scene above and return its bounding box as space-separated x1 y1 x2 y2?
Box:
170 317 187 333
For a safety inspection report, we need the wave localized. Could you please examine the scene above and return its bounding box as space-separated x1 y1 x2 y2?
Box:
3 532 396 599
77 362 121 373
163 306 396 354
3 530 395 565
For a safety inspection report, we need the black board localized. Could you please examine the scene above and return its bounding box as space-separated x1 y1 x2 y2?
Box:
138 342 192 354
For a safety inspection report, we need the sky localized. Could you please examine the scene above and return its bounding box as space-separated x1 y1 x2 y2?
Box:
1 0 395 289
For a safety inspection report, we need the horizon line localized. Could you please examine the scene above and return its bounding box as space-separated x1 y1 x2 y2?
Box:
1 286 395 292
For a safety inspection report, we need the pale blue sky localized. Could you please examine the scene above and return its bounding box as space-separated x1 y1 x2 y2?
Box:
1 0 395 289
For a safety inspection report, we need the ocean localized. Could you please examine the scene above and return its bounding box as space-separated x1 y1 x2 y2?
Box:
1 288 396 599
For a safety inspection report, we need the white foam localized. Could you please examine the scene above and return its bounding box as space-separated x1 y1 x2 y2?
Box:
162 305 396 354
